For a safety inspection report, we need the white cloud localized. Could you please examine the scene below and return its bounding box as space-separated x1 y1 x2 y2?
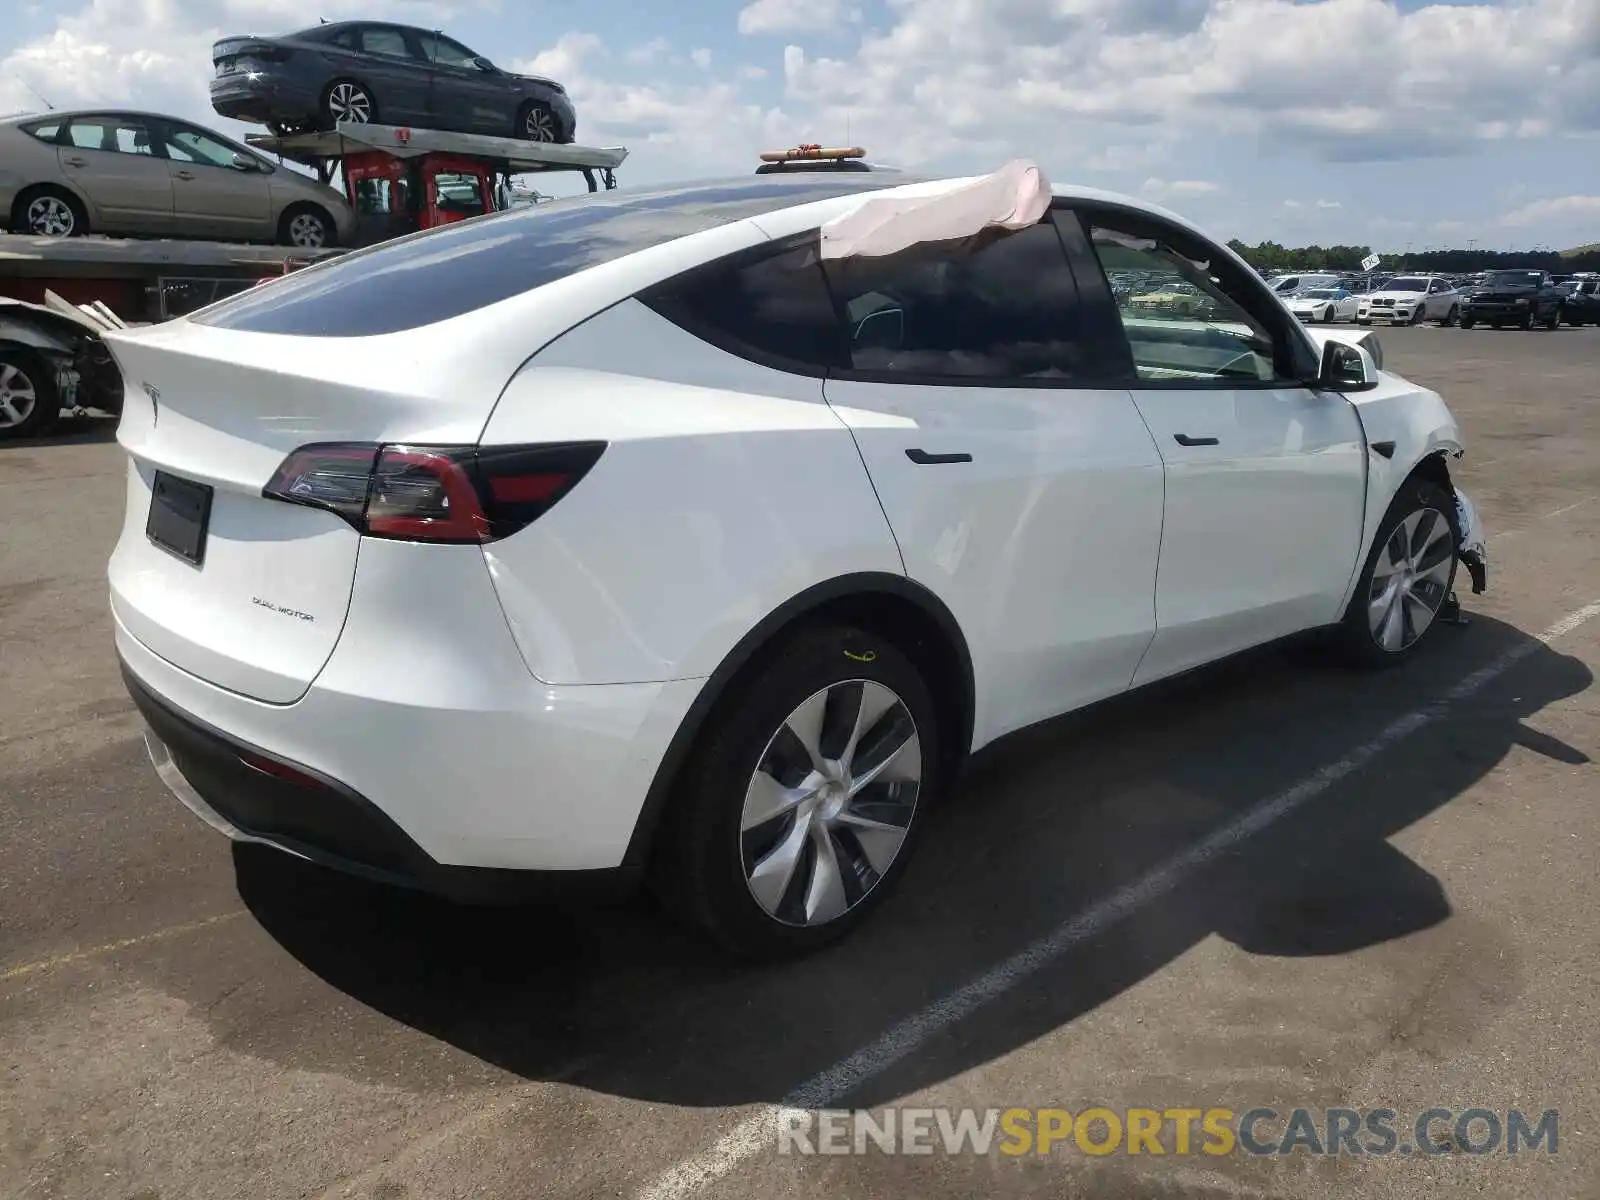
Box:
1316 199 1341 209
1500 195 1600 226
690 47 712 69
738 64 769 80
626 37 669 64
1284 200 1305 210
738 0 860 36
1142 178 1221 201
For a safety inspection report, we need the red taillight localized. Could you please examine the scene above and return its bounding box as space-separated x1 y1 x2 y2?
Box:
262 441 605 543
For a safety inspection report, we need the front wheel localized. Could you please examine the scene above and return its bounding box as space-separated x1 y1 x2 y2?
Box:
1459 316 1476 329
0 346 60 440
1544 308 1560 330
517 101 560 142
652 625 939 959
277 205 336 249
1336 479 1460 668
1438 305 1458 327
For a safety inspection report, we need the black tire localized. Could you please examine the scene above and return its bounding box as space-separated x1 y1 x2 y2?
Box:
277 204 337 249
651 623 941 960
1408 305 1424 326
1518 310 1534 330
1335 478 1460 669
1438 305 1458 327
1357 318 1371 326
0 345 61 440
1459 316 1475 329
10 184 88 237
516 101 560 143
1543 308 1560 330
321 79 376 128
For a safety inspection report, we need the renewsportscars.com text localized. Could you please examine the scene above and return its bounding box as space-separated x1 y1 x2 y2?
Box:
777 1106 1559 1158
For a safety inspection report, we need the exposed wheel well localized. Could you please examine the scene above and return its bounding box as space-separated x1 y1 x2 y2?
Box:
622 574 976 876
1410 449 1455 495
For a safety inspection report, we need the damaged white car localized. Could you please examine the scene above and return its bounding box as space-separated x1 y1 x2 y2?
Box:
0 296 124 438
105 167 1486 958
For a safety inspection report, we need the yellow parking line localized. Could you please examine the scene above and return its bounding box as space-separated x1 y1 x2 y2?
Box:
0 911 246 985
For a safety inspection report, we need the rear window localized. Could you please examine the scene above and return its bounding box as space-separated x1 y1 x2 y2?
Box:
195 176 902 337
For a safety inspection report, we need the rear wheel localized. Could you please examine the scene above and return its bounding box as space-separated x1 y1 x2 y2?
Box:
1336 479 1459 669
1544 307 1560 330
322 80 375 127
277 204 336 249
652 624 939 959
1438 304 1458 327
11 185 86 237
0 346 60 440
1518 310 1534 330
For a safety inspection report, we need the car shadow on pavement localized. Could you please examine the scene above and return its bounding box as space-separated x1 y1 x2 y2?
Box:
0 414 119 448
232 612 1591 1109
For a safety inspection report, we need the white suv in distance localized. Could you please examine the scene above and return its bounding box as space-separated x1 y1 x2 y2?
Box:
105 175 1487 959
1357 276 1462 326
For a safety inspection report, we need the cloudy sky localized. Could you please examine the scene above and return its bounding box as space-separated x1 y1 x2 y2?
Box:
2 0 1597 250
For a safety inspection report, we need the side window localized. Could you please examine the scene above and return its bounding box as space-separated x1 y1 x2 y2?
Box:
420 34 483 69
821 221 1099 381
162 126 245 169
23 122 61 143
360 26 414 58
643 242 846 373
327 28 359 49
434 172 486 215
1086 218 1295 385
65 117 155 156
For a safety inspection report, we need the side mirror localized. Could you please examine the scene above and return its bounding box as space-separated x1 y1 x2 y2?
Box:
1318 340 1379 393
231 153 257 171
473 56 498 72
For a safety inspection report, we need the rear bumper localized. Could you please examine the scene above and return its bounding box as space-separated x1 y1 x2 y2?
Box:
209 74 310 124
113 533 707 885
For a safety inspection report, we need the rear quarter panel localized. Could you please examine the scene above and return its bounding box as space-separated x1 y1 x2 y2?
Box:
475 298 904 686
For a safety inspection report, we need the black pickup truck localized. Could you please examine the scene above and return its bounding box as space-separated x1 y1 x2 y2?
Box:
1458 270 1565 329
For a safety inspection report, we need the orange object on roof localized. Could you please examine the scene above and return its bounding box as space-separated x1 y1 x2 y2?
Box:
759 145 867 163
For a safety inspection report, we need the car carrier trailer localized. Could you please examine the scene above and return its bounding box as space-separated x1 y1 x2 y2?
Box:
0 121 628 437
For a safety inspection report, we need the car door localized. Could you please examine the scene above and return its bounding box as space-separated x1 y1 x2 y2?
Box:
56 114 174 234
819 217 1166 745
156 120 273 241
1336 290 1360 320
350 24 431 124
417 31 511 134
1064 206 1368 686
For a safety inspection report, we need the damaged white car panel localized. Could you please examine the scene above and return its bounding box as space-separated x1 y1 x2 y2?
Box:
0 296 126 437
1300 324 1486 602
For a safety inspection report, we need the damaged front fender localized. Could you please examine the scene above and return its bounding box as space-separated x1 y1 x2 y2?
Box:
1454 488 1488 595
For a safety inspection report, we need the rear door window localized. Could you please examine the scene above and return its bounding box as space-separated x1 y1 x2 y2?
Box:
820 220 1114 382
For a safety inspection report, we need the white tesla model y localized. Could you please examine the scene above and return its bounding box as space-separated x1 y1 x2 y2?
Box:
106 173 1487 958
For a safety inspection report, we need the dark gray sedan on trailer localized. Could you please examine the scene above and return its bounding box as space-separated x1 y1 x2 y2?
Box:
209 20 577 143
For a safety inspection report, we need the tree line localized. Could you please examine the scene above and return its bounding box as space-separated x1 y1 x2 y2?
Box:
1225 240 1600 274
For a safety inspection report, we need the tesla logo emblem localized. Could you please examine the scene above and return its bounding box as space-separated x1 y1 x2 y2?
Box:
141 382 160 422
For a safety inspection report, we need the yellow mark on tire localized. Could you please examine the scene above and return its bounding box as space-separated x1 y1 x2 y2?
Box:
843 649 877 663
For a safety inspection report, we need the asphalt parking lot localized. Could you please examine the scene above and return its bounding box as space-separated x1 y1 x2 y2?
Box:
3 325 1598 1199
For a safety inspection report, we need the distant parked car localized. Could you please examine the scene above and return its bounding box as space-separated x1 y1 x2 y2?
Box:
210 21 577 143
0 110 355 247
1269 273 1341 296
1556 279 1599 327
1357 276 1461 326
1458 271 1564 330
1286 287 1360 323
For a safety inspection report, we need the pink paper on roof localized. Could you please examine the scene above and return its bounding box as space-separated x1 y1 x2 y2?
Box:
818 160 1052 260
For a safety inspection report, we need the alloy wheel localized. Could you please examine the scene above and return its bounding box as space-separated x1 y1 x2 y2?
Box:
0 362 39 430
740 679 922 927
1367 507 1454 652
523 106 557 142
26 195 74 237
287 213 327 248
328 83 373 123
